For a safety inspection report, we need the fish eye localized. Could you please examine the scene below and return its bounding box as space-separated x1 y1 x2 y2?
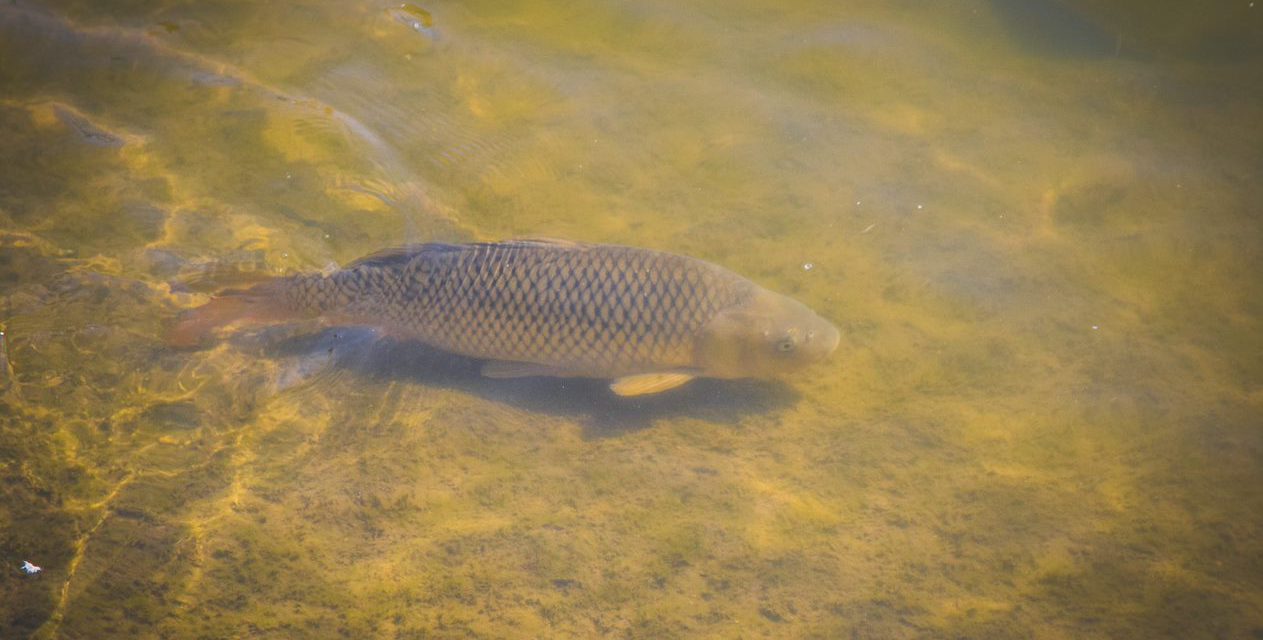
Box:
775 336 796 353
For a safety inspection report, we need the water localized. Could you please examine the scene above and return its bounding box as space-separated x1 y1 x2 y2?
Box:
1 0 1260 637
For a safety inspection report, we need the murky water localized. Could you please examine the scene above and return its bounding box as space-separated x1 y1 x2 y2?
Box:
1 0 1260 637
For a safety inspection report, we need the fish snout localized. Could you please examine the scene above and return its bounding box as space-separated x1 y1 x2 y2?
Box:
808 320 840 362
819 322 840 356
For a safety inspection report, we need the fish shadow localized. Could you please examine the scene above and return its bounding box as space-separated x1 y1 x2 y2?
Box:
254 326 799 436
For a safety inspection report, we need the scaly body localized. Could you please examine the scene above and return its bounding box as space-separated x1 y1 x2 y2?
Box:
175 239 839 395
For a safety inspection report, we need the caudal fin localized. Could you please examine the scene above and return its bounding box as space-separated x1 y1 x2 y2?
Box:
167 283 292 348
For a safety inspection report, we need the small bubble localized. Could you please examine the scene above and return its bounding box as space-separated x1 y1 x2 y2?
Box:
802 262 814 271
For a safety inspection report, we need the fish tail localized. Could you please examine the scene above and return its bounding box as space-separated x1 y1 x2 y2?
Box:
167 280 294 347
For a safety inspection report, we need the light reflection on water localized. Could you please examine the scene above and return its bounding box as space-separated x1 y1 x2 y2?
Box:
1 0 1261 637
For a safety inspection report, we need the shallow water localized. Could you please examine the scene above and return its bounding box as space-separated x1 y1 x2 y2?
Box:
1 0 1261 637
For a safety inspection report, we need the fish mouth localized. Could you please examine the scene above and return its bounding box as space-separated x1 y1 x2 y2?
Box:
822 324 840 355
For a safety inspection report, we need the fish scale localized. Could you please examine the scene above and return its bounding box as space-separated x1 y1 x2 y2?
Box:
284 240 754 376
175 238 839 395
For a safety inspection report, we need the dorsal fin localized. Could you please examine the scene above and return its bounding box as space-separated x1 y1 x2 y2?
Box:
344 239 585 270
503 237 584 249
343 243 462 269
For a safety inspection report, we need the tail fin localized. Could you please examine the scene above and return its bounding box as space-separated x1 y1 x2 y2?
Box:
167 281 292 348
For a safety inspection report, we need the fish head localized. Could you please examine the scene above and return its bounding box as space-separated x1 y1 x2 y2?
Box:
696 288 840 379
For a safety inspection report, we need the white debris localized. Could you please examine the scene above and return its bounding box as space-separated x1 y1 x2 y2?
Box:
21 561 41 574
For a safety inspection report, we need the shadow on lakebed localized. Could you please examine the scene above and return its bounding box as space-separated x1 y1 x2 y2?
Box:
238 326 799 436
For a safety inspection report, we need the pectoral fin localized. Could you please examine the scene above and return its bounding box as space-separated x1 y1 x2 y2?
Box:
481 360 575 379
609 372 696 396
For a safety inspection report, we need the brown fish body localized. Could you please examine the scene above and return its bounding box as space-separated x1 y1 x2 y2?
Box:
175 240 839 395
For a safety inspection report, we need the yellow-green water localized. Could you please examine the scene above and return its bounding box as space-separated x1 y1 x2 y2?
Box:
1 0 1261 637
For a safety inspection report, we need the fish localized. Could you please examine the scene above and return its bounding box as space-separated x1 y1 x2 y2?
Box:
170 239 840 396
